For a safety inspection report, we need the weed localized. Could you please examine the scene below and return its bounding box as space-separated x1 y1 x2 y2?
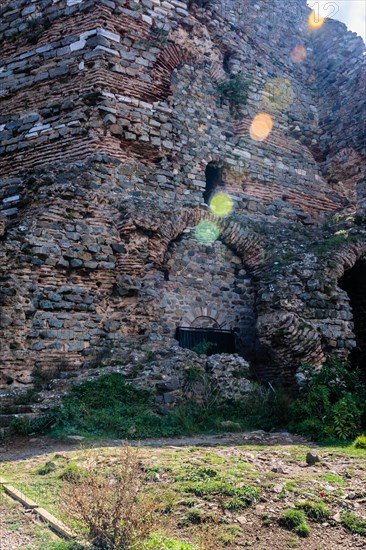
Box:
9 417 32 436
295 500 330 522
223 492 257 511
61 447 159 549
37 461 57 476
191 341 217 356
279 508 310 538
340 511 366 536
175 466 218 482
141 533 197 549
217 74 250 117
354 434 366 449
59 462 85 482
179 508 203 525
294 522 311 537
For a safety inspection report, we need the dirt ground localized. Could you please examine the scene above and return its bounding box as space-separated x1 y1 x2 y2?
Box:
1 432 366 549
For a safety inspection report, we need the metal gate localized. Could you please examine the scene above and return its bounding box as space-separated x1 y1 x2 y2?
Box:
176 327 236 355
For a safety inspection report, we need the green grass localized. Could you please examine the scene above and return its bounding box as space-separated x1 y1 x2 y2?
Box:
321 473 345 486
279 509 311 537
354 435 366 449
295 500 330 522
141 533 198 549
341 512 366 536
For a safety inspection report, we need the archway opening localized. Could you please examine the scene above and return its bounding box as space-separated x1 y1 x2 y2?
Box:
203 162 223 205
339 259 366 372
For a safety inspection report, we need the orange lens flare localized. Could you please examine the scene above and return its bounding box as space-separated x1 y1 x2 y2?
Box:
291 45 307 64
308 10 325 29
250 113 273 142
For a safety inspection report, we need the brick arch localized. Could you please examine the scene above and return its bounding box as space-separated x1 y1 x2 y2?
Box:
327 241 366 280
182 309 227 329
152 43 193 99
148 209 266 275
117 203 265 278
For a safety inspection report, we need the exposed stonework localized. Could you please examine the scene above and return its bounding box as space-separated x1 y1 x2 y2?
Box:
0 0 365 410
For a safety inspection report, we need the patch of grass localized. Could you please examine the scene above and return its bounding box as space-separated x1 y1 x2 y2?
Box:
294 522 311 537
295 500 330 522
175 466 218 482
180 480 258 503
354 435 366 449
58 462 85 482
141 533 198 549
321 473 345 487
279 509 310 537
279 509 306 530
179 508 204 525
37 461 57 476
341 511 366 536
217 525 241 546
28 373 288 440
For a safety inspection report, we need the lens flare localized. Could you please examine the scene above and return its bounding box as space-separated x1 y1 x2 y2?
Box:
209 192 233 217
263 78 294 111
308 10 325 29
250 113 273 142
291 45 307 64
195 220 220 244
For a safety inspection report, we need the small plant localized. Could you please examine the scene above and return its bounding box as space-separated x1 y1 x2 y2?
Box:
332 394 361 440
340 511 366 536
37 461 57 476
191 340 217 356
59 461 85 482
295 500 330 522
9 416 32 435
217 73 250 117
61 447 159 549
354 434 366 449
279 509 310 537
179 508 203 525
288 357 366 441
295 522 311 537
142 533 197 549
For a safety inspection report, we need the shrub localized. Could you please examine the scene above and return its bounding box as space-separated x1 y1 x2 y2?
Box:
9 416 32 435
332 394 361 439
37 461 57 476
295 522 311 537
279 509 306 530
217 74 250 117
354 434 366 449
61 446 158 549
340 511 366 536
179 508 203 525
59 461 85 482
288 358 366 441
191 341 217 355
295 500 330 522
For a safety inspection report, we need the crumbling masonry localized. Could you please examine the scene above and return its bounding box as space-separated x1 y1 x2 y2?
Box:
0 0 365 411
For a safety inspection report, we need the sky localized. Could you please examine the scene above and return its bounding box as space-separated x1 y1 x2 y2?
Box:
307 0 366 42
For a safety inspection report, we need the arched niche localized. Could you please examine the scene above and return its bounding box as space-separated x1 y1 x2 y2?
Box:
203 161 224 205
339 258 366 374
158 230 257 361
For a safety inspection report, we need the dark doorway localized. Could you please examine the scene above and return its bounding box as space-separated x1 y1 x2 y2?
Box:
203 162 223 205
176 327 236 355
339 260 366 371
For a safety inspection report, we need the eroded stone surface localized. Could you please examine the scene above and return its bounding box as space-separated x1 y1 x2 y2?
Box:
0 0 365 404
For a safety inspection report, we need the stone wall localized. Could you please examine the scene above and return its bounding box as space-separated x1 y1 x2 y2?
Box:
0 0 366 399
158 232 257 359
